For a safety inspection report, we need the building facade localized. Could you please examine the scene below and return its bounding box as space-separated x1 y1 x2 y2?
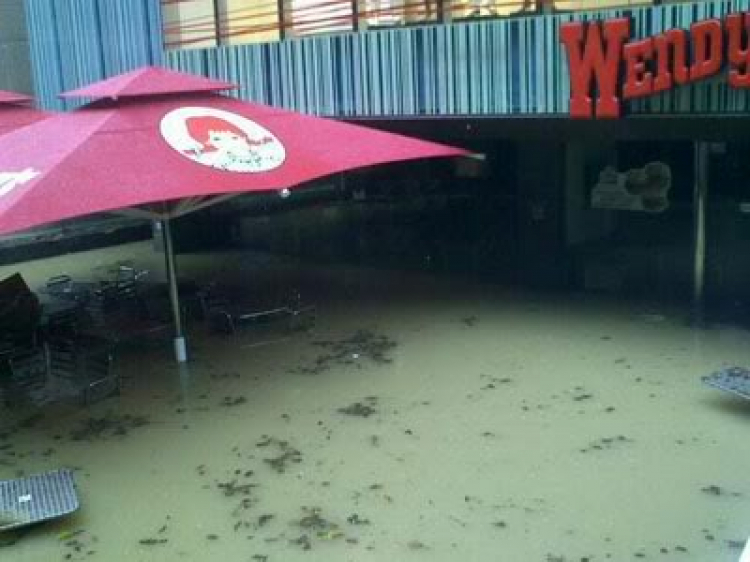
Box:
19 0 750 311
0 0 33 93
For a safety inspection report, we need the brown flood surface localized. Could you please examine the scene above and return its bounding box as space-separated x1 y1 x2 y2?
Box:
0 241 749 561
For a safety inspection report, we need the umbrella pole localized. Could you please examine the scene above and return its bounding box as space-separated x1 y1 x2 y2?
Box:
161 218 187 363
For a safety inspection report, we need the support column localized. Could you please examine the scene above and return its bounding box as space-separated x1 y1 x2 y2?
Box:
693 141 709 320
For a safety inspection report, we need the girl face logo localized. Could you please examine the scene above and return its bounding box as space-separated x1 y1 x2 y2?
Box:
160 107 286 173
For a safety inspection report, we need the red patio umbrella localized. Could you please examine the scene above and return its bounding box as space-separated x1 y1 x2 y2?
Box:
0 66 473 362
0 90 50 135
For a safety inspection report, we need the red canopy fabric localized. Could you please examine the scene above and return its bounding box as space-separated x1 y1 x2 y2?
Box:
60 66 235 100
0 90 32 104
0 106 49 136
0 91 49 136
0 91 470 236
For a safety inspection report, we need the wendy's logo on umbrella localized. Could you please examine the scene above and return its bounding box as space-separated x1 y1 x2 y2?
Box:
0 168 39 198
160 107 285 173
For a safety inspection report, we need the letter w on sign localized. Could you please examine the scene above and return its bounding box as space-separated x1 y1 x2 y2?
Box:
560 18 630 119
0 168 39 198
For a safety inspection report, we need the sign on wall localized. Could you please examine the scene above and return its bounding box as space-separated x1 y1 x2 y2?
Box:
591 162 672 213
561 13 750 118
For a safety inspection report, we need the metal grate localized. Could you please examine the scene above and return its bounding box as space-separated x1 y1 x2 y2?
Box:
702 367 750 400
0 469 79 532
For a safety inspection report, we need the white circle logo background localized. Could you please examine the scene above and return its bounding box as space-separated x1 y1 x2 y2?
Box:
160 107 286 173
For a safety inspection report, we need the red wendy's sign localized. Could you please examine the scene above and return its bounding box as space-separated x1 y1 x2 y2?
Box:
560 13 750 118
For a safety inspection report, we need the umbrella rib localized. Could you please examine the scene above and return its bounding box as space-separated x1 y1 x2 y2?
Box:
111 207 164 221
170 193 243 219
173 196 205 216
111 194 235 221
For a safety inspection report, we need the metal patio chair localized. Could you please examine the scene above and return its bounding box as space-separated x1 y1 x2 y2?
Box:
1 344 51 407
199 285 316 336
46 335 119 405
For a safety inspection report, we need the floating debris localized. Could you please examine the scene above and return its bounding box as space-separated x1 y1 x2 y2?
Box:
461 316 478 327
347 513 370 525
701 484 742 497
138 538 167 546
69 414 149 441
290 506 346 544
407 540 427 550
290 330 397 375
220 396 247 407
290 534 312 550
58 529 85 542
138 516 171 547
480 375 513 390
217 480 257 497
257 436 303 473
60 529 97 558
338 396 378 418
579 435 632 453
298 507 332 531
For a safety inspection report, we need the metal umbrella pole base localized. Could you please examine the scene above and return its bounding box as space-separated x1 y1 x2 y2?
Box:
173 336 188 363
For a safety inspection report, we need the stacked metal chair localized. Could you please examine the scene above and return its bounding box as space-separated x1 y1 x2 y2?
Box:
45 335 118 405
82 265 150 328
2 340 50 407
0 274 47 407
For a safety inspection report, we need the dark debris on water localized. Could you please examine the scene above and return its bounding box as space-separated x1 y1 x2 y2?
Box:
256 436 303 473
338 396 378 418
69 413 150 441
290 330 397 375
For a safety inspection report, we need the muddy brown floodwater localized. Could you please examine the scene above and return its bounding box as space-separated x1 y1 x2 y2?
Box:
0 241 748 561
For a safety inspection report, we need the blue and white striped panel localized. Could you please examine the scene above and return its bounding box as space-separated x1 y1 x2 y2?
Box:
25 0 64 109
25 0 163 110
24 0 750 117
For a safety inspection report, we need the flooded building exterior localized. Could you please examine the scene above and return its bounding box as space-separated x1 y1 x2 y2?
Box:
20 0 750 310
4 3 750 561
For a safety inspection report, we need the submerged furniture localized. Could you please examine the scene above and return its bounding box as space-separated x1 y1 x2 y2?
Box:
702 367 750 400
46 335 119 405
0 469 79 532
0 272 120 407
0 274 47 406
0 273 42 346
42 275 96 303
77 267 177 344
1 344 50 407
0 336 118 408
198 285 316 335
